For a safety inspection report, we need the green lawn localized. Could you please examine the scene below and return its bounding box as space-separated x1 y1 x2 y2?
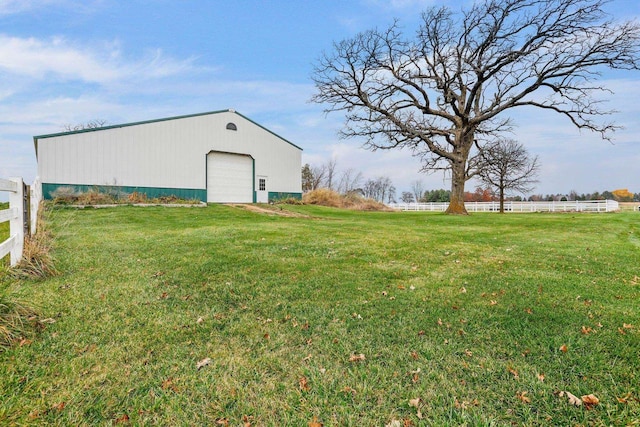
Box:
1 205 638 426
1 202 10 270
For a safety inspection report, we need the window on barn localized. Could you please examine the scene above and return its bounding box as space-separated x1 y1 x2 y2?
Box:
226 122 237 131
259 178 266 191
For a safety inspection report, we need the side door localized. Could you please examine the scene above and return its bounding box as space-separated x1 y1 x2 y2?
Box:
256 175 268 203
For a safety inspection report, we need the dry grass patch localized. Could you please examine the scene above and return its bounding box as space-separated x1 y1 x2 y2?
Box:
231 204 311 218
0 290 39 350
51 187 200 206
9 206 58 280
302 188 391 211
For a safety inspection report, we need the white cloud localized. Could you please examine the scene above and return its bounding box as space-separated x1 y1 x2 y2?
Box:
0 0 104 16
0 35 199 84
0 0 58 15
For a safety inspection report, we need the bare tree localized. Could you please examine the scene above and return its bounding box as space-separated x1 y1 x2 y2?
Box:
302 164 315 192
311 0 640 214
387 184 397 204
324 157 338 190
338 168 363 194
309 164 327 191
410 180 425 204
362 176 395 203
476 139 539 212
401 191 415 203
63 119 109 132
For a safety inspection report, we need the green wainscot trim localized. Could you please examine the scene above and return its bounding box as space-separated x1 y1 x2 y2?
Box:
268 192 302 202
42 183 207 202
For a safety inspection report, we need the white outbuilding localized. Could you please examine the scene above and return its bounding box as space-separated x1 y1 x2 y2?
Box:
33 109 303 203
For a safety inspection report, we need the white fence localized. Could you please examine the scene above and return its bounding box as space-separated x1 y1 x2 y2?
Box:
1 177 41 267
391 200 620 213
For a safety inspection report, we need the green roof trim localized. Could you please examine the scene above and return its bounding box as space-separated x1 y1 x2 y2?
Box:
33 109 303 157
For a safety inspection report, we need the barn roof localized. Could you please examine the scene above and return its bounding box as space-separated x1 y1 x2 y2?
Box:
33 109 303 157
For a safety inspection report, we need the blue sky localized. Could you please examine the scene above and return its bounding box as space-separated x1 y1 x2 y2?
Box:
1 0 639 201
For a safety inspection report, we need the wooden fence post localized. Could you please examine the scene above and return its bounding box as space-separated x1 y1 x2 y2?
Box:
9 177 25 266
30 176 42 235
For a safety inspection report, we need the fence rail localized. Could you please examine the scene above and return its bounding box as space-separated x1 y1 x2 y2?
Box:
1 178 26 266
1 177 40 267
390 200 620 213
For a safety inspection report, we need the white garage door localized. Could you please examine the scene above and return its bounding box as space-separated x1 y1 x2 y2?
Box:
207 152 253 203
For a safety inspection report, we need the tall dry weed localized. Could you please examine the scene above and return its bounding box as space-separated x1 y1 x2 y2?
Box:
10 205 58 280
0 289 38 350
302 189 391 211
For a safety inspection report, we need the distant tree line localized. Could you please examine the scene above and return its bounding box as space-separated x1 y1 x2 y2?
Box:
400 180 638 204
303 160 638 205
302 160 397 203
528 189 639 202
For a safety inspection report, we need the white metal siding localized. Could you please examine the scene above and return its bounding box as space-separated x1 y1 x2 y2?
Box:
36 111 302 196
207 152 253 203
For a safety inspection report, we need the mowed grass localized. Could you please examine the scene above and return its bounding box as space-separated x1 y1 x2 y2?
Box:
1 205 638 426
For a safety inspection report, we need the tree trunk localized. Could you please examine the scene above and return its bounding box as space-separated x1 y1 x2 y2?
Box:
445 159 468 215
499 182 505 213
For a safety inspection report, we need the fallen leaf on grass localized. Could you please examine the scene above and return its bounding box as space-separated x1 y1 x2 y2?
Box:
581 394 599 409
242 415 253 427
623 323 634 329
299 376 311 392
581 326 593 335
308 416 323 427
508 367 519 379
537 373 545 382
196 357 212 370
454 398 479 409
114 414 130 424
409 397 424 419
557 390 582 406
385 420 402 427
516 391 531 404
216 418 229 426
349 353 366 362
196 317 204 324
302 354 312 362
559 344 568 353
616 392 638 404
161 377 179 392
489 300 498 306
51 402 66 411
